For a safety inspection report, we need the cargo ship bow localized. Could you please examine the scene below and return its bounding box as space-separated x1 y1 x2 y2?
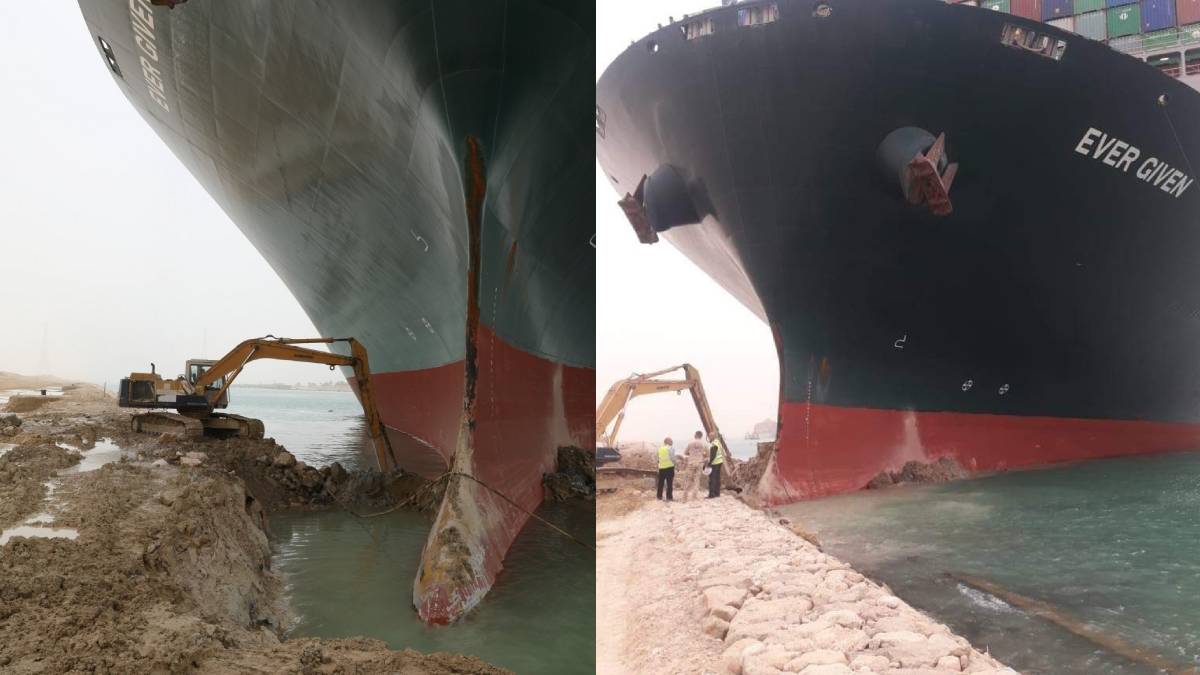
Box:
598 0 1200 503
80 0 594 621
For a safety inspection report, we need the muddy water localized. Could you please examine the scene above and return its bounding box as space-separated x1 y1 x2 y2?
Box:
272 504 595 673
780 452 1200 675
1 438 126 545
244 388 595 673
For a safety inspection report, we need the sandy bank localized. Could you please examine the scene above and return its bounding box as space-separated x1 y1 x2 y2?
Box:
597 484 1017 674
0 379 508 674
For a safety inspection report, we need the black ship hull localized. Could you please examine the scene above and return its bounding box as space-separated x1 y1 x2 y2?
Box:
598 0 1200 500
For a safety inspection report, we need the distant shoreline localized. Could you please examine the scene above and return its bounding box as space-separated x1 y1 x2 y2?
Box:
232 383 352 392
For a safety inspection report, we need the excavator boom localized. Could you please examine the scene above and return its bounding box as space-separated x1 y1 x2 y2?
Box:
120 336 396 472
595 363 732 468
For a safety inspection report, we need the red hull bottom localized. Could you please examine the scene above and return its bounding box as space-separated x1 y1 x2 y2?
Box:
760 402 1200 505
367 326 593 623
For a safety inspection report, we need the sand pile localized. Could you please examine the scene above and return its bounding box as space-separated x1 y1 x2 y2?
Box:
0 441 79 528
597 486 1018 674
122 433 439 514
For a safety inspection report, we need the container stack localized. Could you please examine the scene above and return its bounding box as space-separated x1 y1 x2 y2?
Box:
951 0 1200 54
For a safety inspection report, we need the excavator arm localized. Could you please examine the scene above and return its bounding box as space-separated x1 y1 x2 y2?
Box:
193 337 396 472
596 363 732 466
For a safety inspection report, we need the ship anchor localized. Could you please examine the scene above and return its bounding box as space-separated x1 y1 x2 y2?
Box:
877 127 959 216
903 132 959 216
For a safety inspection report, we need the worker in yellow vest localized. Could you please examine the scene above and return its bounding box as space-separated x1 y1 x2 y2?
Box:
705 436 725 498
656 437 677 501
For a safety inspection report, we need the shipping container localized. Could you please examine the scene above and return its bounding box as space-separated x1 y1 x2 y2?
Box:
1075 0 1106 12
1143 26 1180 47
1075 9 1109 36
1177 0 1200 23
1108 33 1143 50
1107 0 1137 7
982 0 1010 11
1141 0 1176 30
1044 0 1074 17
1011 0 1044 17
1107 4 1142 35
1049 15 1078 29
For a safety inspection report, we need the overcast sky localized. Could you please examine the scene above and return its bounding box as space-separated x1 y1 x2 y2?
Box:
596 0 780 442
0 3 326 387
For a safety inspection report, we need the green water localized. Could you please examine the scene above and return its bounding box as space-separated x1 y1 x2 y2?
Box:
780 452 1200 674
225 387 369 469
270 504 595 674
233 388 595 673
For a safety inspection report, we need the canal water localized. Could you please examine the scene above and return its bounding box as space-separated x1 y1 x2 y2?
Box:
228 387 595 674
779 451 1200 675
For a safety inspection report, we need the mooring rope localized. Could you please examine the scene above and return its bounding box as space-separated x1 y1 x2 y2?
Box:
1162 100 1197 181
349 470 596 552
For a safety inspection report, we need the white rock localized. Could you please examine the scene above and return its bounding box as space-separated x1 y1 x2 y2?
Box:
797 664 853 675
151 459 169 467
789 649 847 668
937 655 964 671
179 456 203 467
819 609 864 629
848 653 890 670
872 630 925 646
704 615 731 640
722 638 762 675
712 604 738 622
705 585 749 611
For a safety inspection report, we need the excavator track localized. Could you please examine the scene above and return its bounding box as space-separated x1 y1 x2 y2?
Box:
130 412 204 438
209 413 265 440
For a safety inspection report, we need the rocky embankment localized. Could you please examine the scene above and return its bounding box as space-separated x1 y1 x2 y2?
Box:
0 380 508 674
597 486 1017 675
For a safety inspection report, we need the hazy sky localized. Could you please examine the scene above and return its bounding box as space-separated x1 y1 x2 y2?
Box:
0 3 326 387
596 1 780 442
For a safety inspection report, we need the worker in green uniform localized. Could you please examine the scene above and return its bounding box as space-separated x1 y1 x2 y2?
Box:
656 437 677 501
705 436 724 498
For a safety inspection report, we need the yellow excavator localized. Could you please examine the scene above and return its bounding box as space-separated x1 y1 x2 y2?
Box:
595 363 732 469
118 336 396 471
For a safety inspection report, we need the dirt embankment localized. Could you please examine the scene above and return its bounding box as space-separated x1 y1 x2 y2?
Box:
0 379 508 674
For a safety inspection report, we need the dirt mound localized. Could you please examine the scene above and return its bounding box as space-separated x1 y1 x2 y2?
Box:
0 441 80 528
119 433 437 514
4 396 54 413
0 373 69 391
0 464 283 674
201 637 510 674
611 442 658 471
867 456 967 489
735 441 775 497
543 446 596 501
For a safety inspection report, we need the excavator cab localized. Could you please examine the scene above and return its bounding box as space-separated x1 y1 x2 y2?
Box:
185 360 229 409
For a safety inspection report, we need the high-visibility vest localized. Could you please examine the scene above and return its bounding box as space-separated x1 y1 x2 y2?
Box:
658 445 674 469
710 442 724 465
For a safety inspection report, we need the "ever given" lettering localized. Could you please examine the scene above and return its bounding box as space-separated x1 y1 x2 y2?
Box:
1074 127 1193 199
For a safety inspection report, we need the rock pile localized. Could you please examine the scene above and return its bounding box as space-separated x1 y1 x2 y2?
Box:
866 457 967 490
0 413 20 437
672 499 1016 674
543 446 596 501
